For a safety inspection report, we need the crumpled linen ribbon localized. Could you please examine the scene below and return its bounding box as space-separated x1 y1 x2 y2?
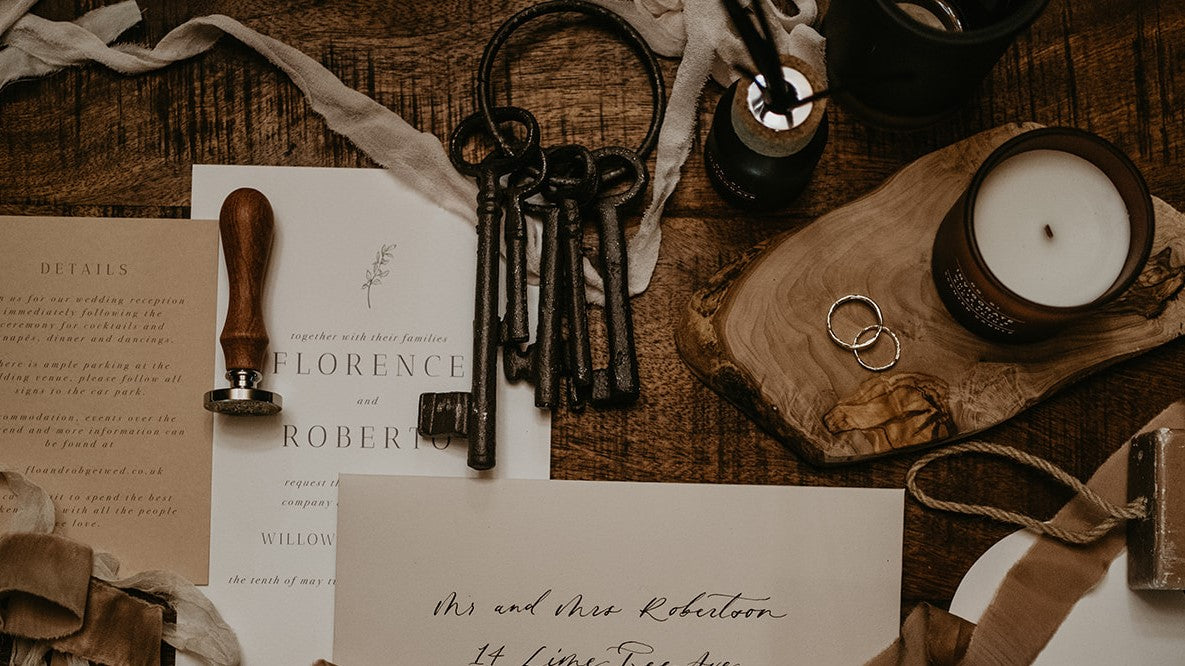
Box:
0 468 241 666
867 400 1185 665
0 0 822 305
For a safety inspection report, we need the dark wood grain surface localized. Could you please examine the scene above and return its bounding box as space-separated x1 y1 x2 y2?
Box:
2 0 1183 615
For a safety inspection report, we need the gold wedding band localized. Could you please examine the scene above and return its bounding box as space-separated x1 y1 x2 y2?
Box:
827 294 883 351
853 324 901 372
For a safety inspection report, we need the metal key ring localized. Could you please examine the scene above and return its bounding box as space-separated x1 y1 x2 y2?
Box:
475 0 666 163
506 147 549 199
590 146 648 209
853 324 900 372
448 106 540 177
542 143 599 204
827 294 884 351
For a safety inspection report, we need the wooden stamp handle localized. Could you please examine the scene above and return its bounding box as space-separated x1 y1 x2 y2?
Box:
218 188 275 372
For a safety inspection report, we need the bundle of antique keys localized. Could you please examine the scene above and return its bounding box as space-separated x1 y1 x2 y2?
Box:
418 0 666 470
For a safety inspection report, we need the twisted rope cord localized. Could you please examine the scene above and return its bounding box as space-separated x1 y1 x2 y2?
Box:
906 441 1148 545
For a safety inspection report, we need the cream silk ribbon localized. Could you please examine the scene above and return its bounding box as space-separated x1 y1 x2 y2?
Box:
0 0 822 305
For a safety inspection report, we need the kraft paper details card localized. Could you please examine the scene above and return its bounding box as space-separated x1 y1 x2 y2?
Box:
0 216 218 582
333 476 904 665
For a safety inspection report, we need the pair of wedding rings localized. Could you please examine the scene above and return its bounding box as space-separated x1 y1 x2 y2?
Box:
826 294 901 372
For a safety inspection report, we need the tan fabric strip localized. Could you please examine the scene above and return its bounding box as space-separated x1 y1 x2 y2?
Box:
51 579 162 666
866 402 1185 666
0 533 92 640
866 603 974 666
960 400 1185 665
104 569 241 666
1 463 238 665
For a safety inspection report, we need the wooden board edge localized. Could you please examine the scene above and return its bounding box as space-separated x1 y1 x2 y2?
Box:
674 236 839 465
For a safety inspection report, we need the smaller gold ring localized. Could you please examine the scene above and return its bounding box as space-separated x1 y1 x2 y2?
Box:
827 294 883 351
853 324 901 372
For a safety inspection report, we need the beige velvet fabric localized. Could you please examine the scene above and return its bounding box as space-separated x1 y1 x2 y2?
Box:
51 580 162 666
0 466 240 665
0 533 93 640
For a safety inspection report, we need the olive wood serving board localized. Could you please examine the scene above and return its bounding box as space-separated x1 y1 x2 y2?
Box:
676 123 1185 465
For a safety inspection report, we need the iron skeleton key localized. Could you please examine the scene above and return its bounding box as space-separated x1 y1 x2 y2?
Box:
588 147 647 407
503 199 564 409
501 152 546 346
418 107 539 471
542 145 599 411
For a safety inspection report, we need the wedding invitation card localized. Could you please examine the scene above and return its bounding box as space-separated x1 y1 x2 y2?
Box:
191 165 551 664
334 476 904 665
0 216 218 582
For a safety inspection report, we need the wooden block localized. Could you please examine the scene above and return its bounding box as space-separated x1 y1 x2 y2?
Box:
1128 428 1185 590
676 123 1185 465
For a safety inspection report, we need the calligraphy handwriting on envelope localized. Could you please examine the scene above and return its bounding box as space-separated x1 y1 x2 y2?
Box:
333 476 903 666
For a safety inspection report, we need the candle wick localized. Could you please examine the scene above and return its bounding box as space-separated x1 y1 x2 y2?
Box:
1043 224 1055 240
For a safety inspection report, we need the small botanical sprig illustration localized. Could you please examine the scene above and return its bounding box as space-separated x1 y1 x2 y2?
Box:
362 244 396 309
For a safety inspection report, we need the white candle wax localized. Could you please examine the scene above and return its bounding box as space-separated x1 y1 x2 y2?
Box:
972 149 1131 308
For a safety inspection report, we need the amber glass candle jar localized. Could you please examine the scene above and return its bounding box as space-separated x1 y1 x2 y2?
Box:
931 128 1154 342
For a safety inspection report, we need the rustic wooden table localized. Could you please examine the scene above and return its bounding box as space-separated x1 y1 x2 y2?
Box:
2 0 1182 617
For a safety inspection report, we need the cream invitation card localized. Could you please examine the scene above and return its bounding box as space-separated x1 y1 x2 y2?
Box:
191 165 551 665
0 216 218 582
334 476 904 665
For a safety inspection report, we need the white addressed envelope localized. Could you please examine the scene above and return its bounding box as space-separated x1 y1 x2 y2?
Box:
334 475 903 665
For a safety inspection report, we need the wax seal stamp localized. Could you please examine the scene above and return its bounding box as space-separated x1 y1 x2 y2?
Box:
204 188 283 416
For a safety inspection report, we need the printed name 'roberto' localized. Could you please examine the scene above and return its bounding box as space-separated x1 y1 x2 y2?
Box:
281 424 453 450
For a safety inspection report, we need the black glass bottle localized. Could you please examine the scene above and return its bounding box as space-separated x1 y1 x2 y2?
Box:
704 57 828 210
